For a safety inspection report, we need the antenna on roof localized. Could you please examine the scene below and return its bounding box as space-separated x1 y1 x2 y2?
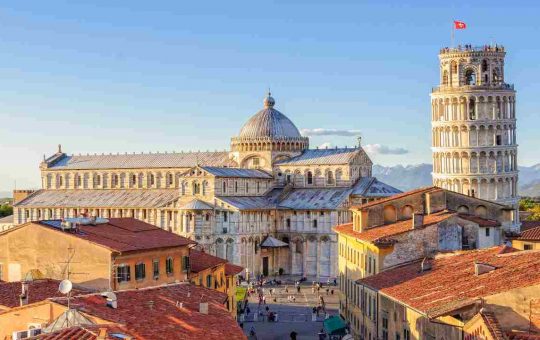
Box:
58 144 62 153
357 136 362 147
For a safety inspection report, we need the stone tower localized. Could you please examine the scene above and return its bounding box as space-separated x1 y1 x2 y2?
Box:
430 44 519 229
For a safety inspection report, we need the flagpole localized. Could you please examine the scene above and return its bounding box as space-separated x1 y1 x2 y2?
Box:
451 20 455 48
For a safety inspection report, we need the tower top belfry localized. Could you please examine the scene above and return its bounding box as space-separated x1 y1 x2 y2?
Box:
430 44 519 229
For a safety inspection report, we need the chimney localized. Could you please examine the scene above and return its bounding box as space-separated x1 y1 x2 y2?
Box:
474 262 496 276
20 282 29 306
199 302 209 314
97 329 108 340
412 213 424 229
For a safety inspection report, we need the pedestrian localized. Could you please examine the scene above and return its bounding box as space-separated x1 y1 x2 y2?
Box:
297 285 301 293
292 296 296 302
331 289 334 295
333 278 337 286
290 331 298 340
285 287 289 293
263 296 266 304
326 288 329 295
265 306 269 312
250 326 256 337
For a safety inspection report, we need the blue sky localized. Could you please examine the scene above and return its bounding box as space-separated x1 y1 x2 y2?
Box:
0 0 539 192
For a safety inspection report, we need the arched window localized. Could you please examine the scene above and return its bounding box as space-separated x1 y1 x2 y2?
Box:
383 205 397 224
475 205 487 218
307 171 313 185
58 175 64 187
327 171 334 185
202 181 207 195
469 98 476 120
442 70 449 85
150 174 155 186
245 182 249 193
481 60 488 72
457 205 470 214
222 181 227 193
167 173 174 186
193 182 201 195
451 61 458 74
492 68 500 84
465 68 476 85
401 205 414 219
112 174 119 187
235 181 238 193
131 174 137 186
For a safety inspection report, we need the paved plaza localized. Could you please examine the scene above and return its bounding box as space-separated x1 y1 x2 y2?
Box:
242 282 341 340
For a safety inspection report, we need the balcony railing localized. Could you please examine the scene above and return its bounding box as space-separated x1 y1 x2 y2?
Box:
432 83 514 93
440 45 505 54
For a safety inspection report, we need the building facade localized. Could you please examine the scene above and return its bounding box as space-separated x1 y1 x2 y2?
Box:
12 94 401 279
334 186 514 339
431 44 519 229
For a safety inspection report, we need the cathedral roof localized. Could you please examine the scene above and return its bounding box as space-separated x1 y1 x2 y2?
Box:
199 166 273 179
351 177 402 197
236 94 303 140
276 147 365 166
14 189 179 208
44 151 234 170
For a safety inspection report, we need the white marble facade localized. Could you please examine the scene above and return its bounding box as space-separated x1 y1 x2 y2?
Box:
14 94 401 278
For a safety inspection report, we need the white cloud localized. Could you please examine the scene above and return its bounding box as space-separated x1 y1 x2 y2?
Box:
318 142 334 149
301 128 362 137
363 144 409 155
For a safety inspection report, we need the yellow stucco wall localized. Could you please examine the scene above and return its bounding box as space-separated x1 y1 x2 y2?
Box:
113 247 190 291
512 239 540 251
0 224 111 289
336 230 393 338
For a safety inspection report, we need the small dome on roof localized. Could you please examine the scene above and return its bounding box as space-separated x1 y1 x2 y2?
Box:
238 93 302 140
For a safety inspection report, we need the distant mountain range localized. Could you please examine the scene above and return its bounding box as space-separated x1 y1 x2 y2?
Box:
373 163 540 197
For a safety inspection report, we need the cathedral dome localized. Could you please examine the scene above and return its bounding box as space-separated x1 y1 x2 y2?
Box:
237 94 302 140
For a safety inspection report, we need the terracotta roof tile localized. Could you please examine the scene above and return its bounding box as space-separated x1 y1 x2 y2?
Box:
190 250 227 273
480 311 506 340
458 214 501 228
358 247 540 318
507 331 540 339
0 279 89 309
518 226 540 241
225 263 244 276
31 324 133 340
350 186 439 210
52 283 245 340
521 221 540 232
333 211 454 245
34 218 195 253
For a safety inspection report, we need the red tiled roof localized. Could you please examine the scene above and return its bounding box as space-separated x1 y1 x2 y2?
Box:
507 331 540 339
350 186 439 210
225 263 244 276
333 211 454 245
0 279 89 309
31 324 133 340
518 226 540 241
358 246 540 318
458 214 501 228
52 283 245 340
480 311 506 340
190 250 227 273
521 221 540 232
35 218 195 253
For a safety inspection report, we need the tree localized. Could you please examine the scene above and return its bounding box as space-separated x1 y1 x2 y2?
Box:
0 204 13 218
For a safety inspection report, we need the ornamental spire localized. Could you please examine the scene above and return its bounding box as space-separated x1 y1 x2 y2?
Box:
263 89 275 108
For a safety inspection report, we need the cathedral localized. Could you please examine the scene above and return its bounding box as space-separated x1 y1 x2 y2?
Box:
12 93 400 278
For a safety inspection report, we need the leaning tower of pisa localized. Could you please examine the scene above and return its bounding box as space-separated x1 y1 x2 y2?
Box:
431 44 519 229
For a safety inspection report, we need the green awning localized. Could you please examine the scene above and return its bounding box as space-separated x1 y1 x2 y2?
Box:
235 287 247 302
323 316 347 336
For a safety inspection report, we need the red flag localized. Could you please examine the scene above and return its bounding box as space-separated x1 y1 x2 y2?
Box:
454 21 467 29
